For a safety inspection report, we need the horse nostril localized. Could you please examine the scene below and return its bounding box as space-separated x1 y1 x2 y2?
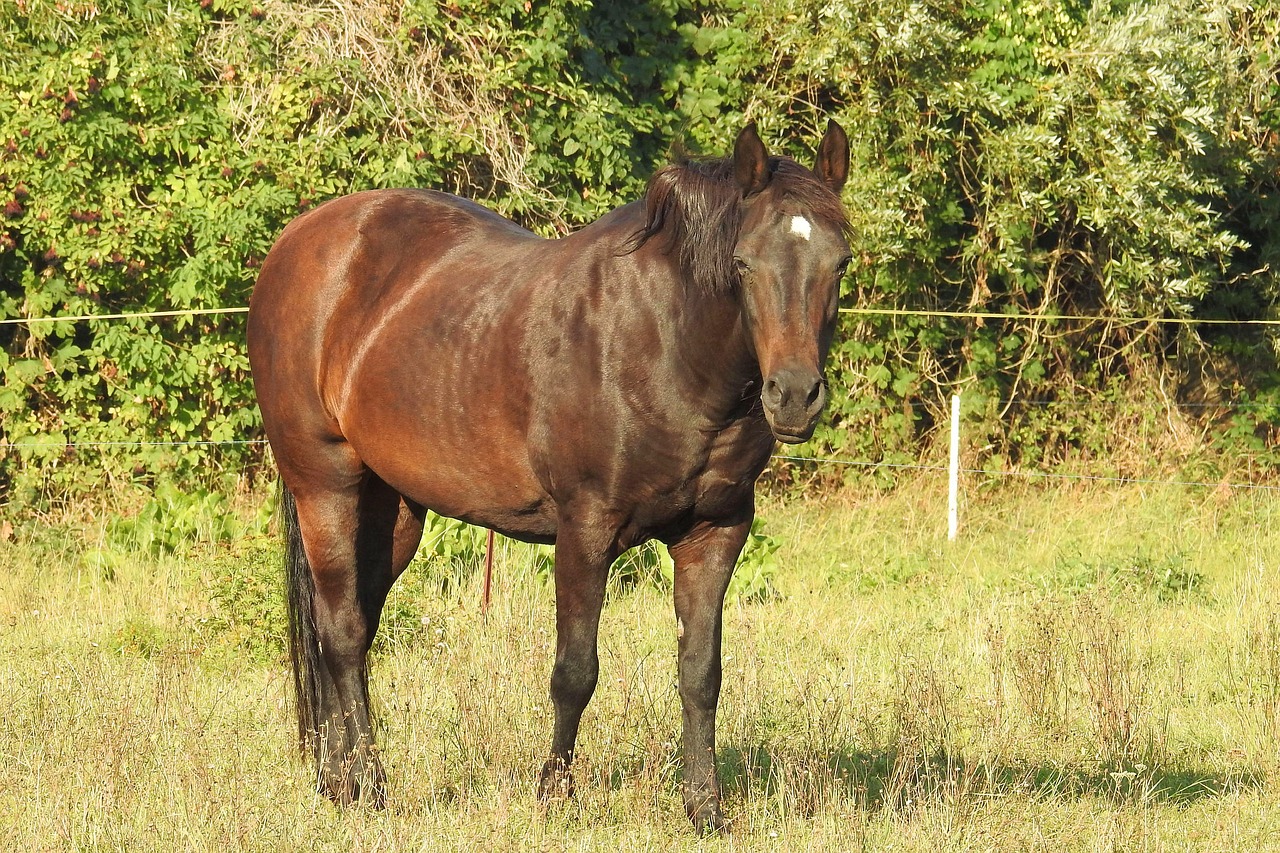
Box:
762 376 784 409
805 378 823 409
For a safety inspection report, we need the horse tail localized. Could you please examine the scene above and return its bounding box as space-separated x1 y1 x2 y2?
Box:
281 483 321 761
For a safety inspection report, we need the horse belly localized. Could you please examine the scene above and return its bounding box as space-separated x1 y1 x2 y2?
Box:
341 387 557 542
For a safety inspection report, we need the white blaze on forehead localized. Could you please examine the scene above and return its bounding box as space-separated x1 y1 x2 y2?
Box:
789 215 812 241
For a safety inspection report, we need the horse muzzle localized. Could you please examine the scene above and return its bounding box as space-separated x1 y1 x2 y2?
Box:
761 367 827 444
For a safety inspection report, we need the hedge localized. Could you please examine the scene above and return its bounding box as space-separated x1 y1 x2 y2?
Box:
1 0 1277 506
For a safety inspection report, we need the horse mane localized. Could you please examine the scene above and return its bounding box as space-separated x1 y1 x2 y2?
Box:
623 154 850 295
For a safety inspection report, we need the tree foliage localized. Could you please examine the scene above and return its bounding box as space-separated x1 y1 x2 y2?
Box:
0 0 1277 507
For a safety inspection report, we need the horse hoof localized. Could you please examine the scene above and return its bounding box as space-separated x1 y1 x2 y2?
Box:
317 760 388 809
536 758 575 802
359 780 388 810
689 806 728 835
319 779 388 809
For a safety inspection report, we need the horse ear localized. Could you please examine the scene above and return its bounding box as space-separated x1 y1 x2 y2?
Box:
733 122 771 198
814 119 849 193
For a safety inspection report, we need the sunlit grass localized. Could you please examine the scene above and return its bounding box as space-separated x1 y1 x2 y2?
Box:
3 480 1280 850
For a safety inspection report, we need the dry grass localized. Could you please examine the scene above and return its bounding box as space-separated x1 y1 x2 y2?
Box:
4 480 1280 850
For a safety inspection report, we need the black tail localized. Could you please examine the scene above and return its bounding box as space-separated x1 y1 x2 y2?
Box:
281 484 322 761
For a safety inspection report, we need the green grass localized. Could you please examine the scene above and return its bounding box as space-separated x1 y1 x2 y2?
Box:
5 479 1280 850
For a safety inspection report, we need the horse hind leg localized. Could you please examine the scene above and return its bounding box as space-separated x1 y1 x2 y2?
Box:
283 472 424 807
284 482 382 805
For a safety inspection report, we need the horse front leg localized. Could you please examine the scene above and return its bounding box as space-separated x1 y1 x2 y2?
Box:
669 511 753 833
536 516 614 803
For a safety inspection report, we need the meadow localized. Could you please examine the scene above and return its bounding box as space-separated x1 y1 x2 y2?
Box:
4 478 1280 851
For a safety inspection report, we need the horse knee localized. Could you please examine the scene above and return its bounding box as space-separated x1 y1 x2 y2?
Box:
678 646 722 710
550 654 599 710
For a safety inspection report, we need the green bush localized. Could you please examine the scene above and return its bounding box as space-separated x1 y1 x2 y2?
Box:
0 2 266 502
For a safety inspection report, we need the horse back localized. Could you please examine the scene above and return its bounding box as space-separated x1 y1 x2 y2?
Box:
253 189 534 336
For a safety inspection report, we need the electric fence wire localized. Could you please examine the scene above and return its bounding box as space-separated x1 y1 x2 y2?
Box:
4 304 1280 325
3 305 1278 492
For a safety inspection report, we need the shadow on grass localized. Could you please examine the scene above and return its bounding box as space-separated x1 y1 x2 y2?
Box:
716 744 1264 814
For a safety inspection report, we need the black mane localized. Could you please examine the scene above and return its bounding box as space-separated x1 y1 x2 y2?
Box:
624 155 850 294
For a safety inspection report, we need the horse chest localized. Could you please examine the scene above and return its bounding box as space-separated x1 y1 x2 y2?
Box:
694 426 772 507
635 419 772 530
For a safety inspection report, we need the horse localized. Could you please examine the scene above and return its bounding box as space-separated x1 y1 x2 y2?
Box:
247 119 850 832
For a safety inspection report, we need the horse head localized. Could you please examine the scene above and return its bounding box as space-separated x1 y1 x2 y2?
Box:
731 121 850 443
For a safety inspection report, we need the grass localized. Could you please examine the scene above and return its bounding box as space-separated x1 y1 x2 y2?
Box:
4 478 1280 850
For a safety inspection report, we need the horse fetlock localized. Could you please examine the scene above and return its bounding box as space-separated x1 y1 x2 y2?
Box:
317 766 387 808
315 738 386 808
536 756 576 802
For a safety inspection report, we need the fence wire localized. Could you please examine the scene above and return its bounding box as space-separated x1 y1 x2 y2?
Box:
3 304 1280 326
0 307 249 325
771 455 1280 493
2 304 1278 494
2 437 1275 494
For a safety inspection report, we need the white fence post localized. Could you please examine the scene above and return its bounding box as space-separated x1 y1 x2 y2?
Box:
948 393 960 541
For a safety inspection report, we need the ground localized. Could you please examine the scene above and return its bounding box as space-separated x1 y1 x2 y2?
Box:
3 478 1280 851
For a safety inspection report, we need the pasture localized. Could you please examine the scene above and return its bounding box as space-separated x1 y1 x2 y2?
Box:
4 480 1280 851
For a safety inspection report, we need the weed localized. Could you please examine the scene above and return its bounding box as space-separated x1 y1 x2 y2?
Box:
1243 612 1280 736
1073 596 1151 768
417 512 489 568
1008 602 1072 735
732 521 784 603
199 538 286 664
843 550 933 593
578 518 781 603
1034 548 1204 601
882 656 958 812
110 615 167 658
107 482 245 557
609 541 672 594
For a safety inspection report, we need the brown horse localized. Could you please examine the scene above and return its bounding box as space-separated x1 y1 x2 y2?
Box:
247 120 850 832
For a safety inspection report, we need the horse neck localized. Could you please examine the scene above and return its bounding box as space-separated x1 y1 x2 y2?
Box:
596 205 760 413
669 271 760 409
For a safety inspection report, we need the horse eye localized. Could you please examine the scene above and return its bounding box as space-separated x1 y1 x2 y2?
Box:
836 257 852 278
734 257 752 275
